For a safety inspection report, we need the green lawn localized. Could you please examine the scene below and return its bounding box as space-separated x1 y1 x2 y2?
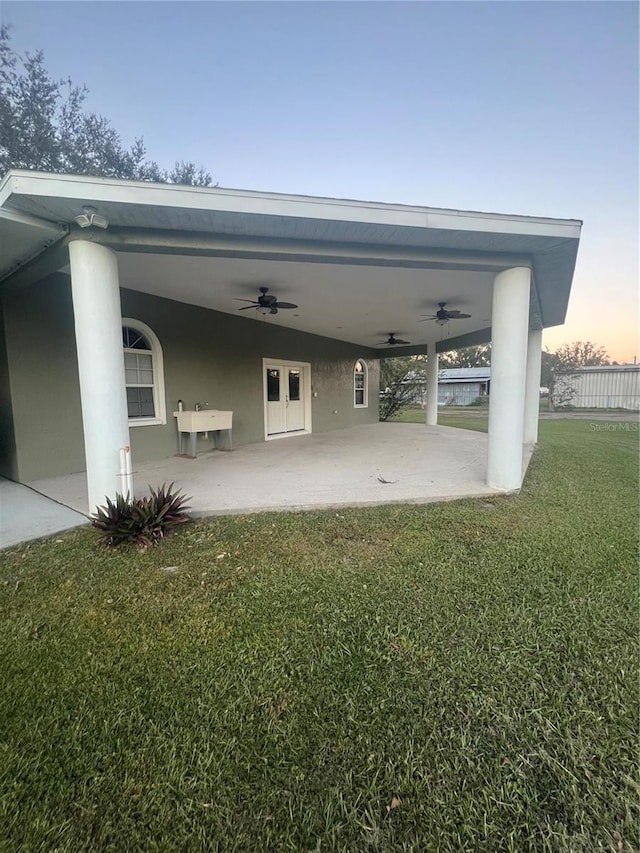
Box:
392 405 489 432
1 421 638 852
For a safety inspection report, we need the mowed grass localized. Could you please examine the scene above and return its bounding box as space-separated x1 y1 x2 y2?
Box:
393 405 489 432
1 421 638 852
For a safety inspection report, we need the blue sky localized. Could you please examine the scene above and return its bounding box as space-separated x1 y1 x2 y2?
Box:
2 1 638 360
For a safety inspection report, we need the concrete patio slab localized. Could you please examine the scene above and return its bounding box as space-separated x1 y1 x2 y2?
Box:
1 478 88 550
28 423 517 517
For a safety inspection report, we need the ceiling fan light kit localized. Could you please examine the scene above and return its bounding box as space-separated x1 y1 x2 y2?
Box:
234 286 298 316
419 302 472 325
377 333 411 347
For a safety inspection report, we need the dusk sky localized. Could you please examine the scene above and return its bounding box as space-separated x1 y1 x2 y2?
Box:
2 1 638 361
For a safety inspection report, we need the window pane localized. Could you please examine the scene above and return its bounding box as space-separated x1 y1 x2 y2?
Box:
354 360 366 407
124 352 153 385
127 387 155 418
288 370 300 401
123 327 151 350
267 369 280 402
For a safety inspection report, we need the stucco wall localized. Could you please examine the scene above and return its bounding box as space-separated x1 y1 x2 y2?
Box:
0 300 18 479
3 274 380 482
2 274 84 481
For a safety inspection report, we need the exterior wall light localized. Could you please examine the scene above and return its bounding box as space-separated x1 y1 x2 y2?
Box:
74 205 109 229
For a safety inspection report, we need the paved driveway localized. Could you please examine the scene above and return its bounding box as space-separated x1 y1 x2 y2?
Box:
0 478 87 550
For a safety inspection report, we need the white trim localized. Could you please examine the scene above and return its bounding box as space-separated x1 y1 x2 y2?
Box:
354 359 368 408
262 358 312 440
0 170 583 238
121 318 167 427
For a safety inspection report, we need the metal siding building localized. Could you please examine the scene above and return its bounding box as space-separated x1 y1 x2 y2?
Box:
554 365 640 410
438 367 491 407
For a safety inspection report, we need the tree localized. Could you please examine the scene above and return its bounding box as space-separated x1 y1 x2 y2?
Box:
379 356 426 421
439 344 491 369
553 341 610 369
540 349 559 389
0 26 212 185
545 341 610 410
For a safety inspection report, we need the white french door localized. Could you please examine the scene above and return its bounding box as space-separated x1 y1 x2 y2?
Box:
263 360 311 438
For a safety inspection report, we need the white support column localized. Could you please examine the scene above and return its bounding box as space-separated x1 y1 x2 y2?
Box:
486 267 530 490
69 240 132 512
524 328 543 445
425 342 438 426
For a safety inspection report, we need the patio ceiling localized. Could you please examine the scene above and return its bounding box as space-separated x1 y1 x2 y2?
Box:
0 171 582 351
114 251 496 350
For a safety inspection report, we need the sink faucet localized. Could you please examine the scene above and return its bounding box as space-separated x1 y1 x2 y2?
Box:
194 402 209 411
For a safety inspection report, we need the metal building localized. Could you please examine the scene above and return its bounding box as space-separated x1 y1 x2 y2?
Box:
553 365 640 410
437 367 491 407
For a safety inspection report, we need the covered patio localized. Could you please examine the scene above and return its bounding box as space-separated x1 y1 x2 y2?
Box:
0 172 581 516
27 423 534 517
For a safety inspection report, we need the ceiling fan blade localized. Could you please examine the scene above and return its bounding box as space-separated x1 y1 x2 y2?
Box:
377 336 411 345
238 304 259 310
234 297 260 304
273 301 298 309
418 315 437 322
448 312 472 319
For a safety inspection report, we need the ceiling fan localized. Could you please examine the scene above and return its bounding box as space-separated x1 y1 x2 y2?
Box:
419 302 472 325
234 286 298 315
376 333 411 347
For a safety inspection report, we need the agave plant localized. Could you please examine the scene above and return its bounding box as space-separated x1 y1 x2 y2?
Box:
91 483 191 548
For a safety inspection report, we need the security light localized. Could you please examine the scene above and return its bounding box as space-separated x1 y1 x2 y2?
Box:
74 205 109 229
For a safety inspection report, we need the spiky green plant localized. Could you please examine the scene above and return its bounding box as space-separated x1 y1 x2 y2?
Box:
91 483 191 548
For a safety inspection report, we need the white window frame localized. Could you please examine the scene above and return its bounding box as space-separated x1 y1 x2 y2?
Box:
354 359 368 408
122 318 167 427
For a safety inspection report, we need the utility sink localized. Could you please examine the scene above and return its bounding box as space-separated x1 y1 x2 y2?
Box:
173 410 233 433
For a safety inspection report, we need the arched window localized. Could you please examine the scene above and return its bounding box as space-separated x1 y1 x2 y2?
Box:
122 319 166 426
354 359 368 408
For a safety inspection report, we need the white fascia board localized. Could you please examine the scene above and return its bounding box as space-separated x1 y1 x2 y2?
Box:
0 170 582 240
424 211 581 239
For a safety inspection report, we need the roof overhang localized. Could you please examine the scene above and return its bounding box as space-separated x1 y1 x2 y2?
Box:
0 170 582 351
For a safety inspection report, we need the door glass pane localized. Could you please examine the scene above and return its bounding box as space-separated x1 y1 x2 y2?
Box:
288 370 300 401
267 369 280 402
